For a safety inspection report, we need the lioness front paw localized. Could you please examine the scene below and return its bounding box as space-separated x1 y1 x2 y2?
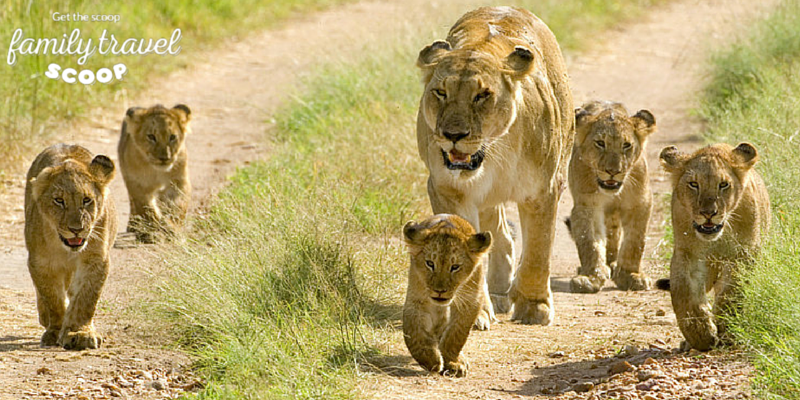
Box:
490 293 512 314
613 270 650 291
442 358 469 378
510 289 553 325
40 328 60 347
570 274 605 293
473 309 493 331
58 329 102 351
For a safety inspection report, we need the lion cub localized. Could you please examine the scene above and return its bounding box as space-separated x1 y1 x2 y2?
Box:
402 214 492 377
25 144 117 350
567 101 656 293
118 104 191 242
658 143 770 350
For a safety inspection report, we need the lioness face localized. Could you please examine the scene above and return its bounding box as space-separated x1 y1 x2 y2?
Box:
418 42 536 174
575 103 655 194
404 215 492 305
125 105 191 170
660 143 758 242
32 159 114 252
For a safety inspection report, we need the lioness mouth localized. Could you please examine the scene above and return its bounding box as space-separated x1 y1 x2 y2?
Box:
442 148 485 171
431 296 450 304
597 179 622 191
61 236 86 249
693 221 723 235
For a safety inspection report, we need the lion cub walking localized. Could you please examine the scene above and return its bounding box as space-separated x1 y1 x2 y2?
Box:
567 101 656 293
25 144 117 350
659 143 770 350
118 104 191 242
402 214 492 377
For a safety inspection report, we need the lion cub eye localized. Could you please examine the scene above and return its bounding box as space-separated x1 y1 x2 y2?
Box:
473 91 491 103
432 89 447 100
594 140 605 149
83 197 93 205
719 182 730 190
169 134 177 143
623 142 632 150
425 260 435 270
147 134 157 143
450 264 461 272
54 198 65 207
688 181 699 189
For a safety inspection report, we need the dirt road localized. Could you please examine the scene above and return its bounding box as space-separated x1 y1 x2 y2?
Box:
0 0 778 398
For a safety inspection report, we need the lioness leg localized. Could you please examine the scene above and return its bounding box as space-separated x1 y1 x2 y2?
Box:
511 192 558 325
28 262 67 346
569 203 609 293
612 197 651 291
479 204 515 314
711 261 737 344
670 252 718 351
59 257 109 350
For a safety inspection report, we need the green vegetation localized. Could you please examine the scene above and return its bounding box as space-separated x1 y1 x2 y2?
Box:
0 0 352 173
699 1 800 397
151 0 669 398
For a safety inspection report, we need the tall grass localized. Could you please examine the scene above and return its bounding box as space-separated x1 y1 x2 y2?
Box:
699 1 800 397
153 0 670 398
0 0 352 174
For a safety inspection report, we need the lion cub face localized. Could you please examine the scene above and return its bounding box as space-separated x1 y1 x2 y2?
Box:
404 214 492 305
575 101 655 193
124 105 191 169
417 41 537 173
31 157 115 252
660 143 759 241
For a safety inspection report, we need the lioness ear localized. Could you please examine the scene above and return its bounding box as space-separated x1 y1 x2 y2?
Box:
631 109 656 139
659 145 686 175
731 142 758 170
417 40 451 69
467 231 492 255
505 46 535 77
403 221 430 246
30 167 54 201
89 155 115 185
173 104 192 122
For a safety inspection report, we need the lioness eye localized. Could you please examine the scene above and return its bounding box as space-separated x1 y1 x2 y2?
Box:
54 198 65 207
474 91 491 103
719 182 729 189
623 142 632 150
450 264 461 272
147 134 156 143
83 197 92 205
595 140 605 149
689 181 699 189
432 89 447 99
425 260 435 270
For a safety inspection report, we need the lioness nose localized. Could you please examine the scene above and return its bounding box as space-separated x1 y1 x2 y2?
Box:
700 210 718 219
605 168 620 177
68 226 82 235
443 130 469 142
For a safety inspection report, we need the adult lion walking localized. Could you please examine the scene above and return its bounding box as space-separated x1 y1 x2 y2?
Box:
416 6 573 326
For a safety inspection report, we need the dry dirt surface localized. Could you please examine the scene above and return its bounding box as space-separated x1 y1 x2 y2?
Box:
0 0 778 398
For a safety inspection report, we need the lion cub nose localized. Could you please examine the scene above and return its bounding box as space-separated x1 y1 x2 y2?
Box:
443 130 469 143
700 210 718 219
68 226 83 235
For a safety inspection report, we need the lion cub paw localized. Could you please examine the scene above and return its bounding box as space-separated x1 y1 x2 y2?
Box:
40 329 60 347
490 293 512 314
59 329 103 351
510 290 553 325
473 309 493 331
570 274 605 293
442 358 469 378
613 271 650 291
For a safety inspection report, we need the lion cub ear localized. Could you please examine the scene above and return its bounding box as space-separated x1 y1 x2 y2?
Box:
417 40 451 69
631 109 656 139
89 155 115 186
504 46 535 78
731 142 759 170
659 145 687 175
403 221 431 247
467 231 493 255
30 167 54 200
172 104 192 123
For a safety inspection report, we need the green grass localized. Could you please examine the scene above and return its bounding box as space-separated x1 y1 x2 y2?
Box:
152 0 670 398
0 0 352 175
699 0 800 397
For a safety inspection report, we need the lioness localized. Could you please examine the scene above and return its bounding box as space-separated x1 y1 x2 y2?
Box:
24 144 117 350
416 6 573 326
118 104 191 243
403 214 492 377
659 143 770 350
568 101 656 293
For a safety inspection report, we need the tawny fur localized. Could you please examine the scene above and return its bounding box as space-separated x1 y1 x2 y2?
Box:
416 6 574 326
118 104 191 243
567 101 656 293
403 214 492 377
659 143 770 351
24 144 117 350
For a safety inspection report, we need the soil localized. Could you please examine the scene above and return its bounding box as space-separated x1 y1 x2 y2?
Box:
0 0 778 399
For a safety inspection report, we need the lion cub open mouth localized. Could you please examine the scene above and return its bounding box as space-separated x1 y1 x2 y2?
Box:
693 221 723 236
442 148 485 171
60 236 86 250
597 178 622 191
